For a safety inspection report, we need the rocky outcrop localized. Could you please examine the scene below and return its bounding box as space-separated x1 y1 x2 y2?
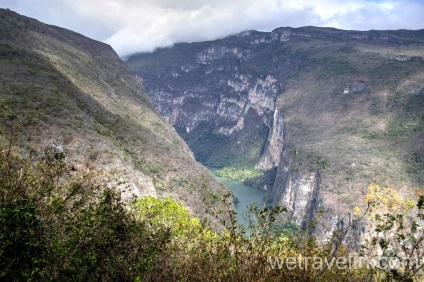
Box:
196 46 245 65
149 73 279 133
280 172 321 227
140 64 282 168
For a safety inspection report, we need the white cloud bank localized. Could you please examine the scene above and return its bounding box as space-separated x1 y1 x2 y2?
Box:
1 0 424 57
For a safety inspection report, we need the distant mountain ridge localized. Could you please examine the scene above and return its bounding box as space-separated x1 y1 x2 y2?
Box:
127 25 424 230
238 26 424 44
0 8 226 218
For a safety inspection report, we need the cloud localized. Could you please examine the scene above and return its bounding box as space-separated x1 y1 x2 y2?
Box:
2 0 424 57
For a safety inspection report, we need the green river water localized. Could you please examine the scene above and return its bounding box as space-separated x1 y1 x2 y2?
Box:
208 168 266 227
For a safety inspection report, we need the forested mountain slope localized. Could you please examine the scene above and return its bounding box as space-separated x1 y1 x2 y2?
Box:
0 8 226 217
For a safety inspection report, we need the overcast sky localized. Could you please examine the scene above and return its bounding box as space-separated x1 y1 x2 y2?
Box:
1 0 424 57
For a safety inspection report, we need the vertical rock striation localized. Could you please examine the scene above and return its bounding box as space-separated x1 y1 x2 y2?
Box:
265 117 321 228
256 109 285 170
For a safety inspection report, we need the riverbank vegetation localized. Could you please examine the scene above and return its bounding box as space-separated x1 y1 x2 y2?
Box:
216 166 264 182
215 166 276 190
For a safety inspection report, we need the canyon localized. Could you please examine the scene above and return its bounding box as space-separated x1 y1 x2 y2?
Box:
127 27 424 228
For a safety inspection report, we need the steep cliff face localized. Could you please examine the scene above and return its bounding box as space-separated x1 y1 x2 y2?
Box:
263 117 321 227
146 69 281 170
271 168 321 227
127 26 424 228
256 109 285 170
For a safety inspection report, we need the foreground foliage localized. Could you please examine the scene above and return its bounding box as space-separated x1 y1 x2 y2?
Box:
1 138 423 281
357 183 424 281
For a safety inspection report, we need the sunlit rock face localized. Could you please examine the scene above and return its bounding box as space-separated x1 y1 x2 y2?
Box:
273 171 321 228
256 109 285 171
